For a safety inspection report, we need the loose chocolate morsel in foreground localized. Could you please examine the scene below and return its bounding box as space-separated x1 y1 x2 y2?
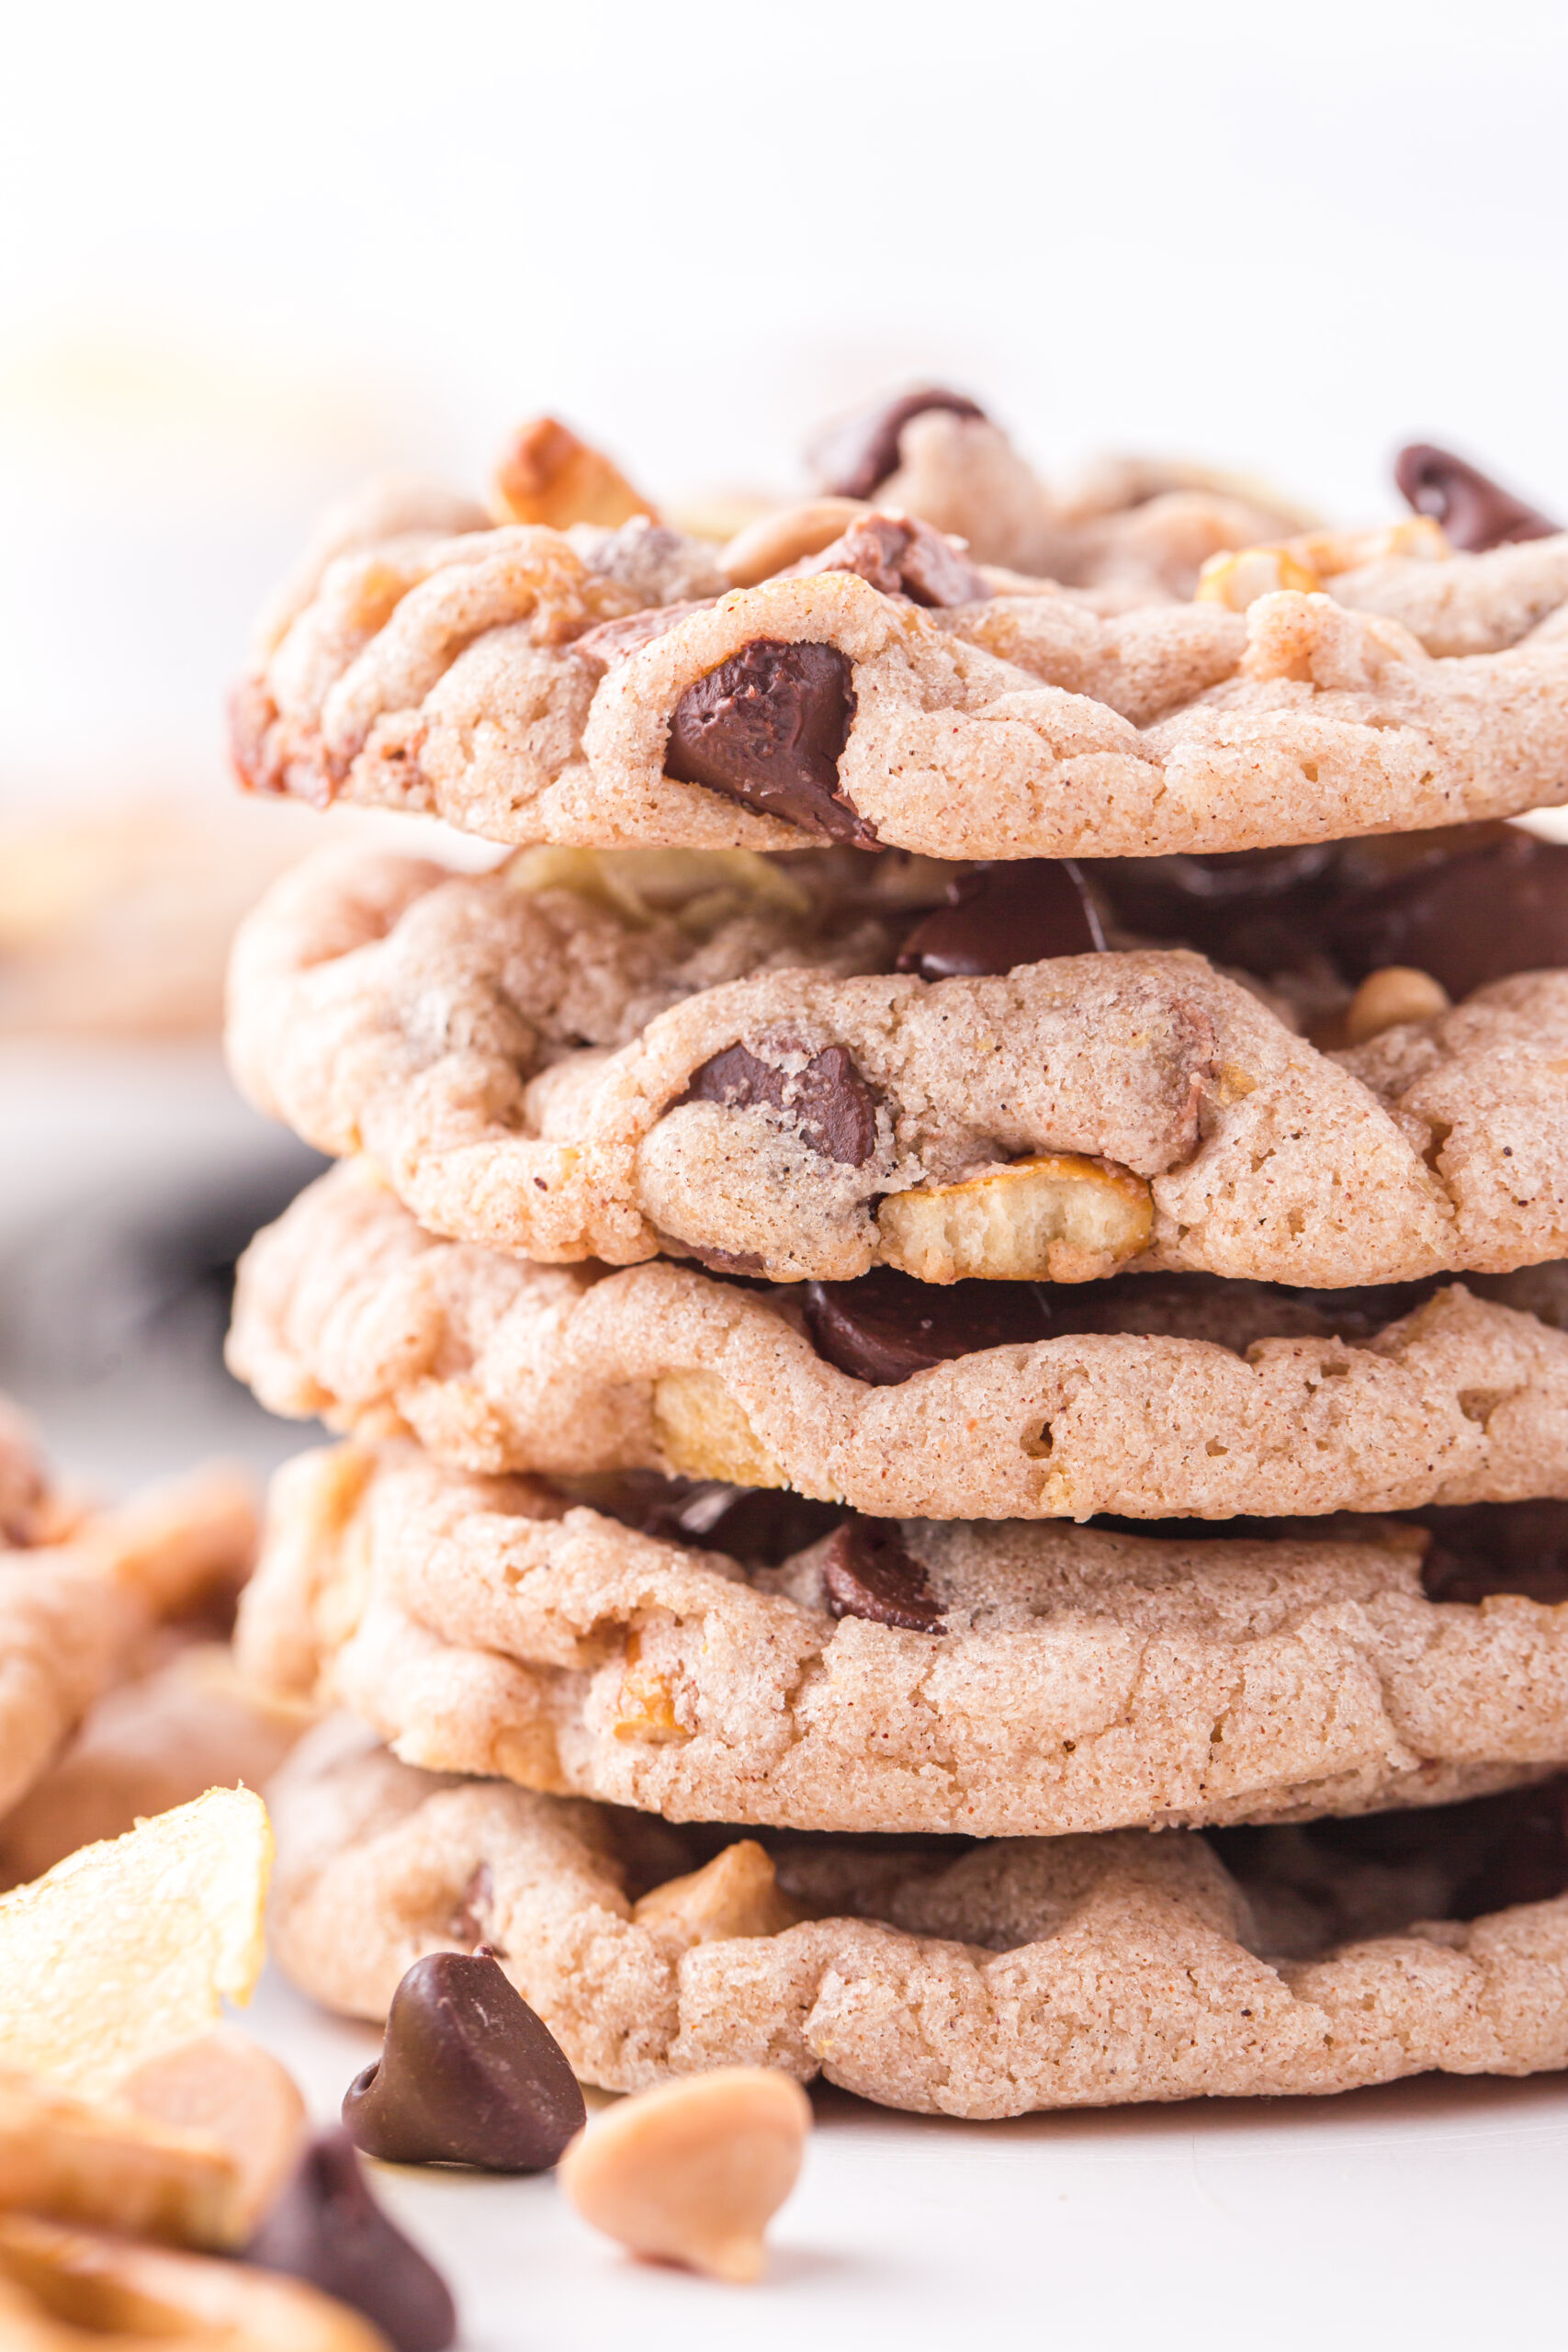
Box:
807 386 987 503
245 2128 457 2352
678 1038 878 1166
821 1518 945 1633
1329 829 1568 1001
343 1951 586 2172
897 858 1106 980
805 1266 1053 1385
665 639 870 842
1416 1498 1568 1607
1395 442 1560 552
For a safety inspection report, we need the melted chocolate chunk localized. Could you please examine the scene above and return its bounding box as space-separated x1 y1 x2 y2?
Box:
897 859 1106 979
805 1267 1052 1385
665 639 869 842
679 1038 878 1166
807 387 987 503
1329 830 1568 1000
1416 1498 1568 1607
1395 443 1560 552
804 512 988 607
822 1518 945 1633
342 1951 585 2172
245 2129 457 2352
596 1471 846 1566
1213 1775 1568 1929
1300 1780 1568 1920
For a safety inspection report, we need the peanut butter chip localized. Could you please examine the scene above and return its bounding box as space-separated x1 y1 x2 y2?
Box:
558 2067 811 2283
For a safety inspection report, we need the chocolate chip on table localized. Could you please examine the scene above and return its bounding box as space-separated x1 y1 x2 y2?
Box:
807 386 987 503
245 2128 456 2352
821 1517 945 1633
1394 443 1560 552
804 1266 1053 1385
665 639 871 842
1416 1498 1568 1607
679 1038 878 1166
1328 829 1568 1001
897 859 1106 979
342 1950 586 2172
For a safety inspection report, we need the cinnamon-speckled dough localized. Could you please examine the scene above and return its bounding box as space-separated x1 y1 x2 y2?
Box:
231 502 1568 856
231 1163 1568 1521
226 847 1568 1286
240 1445 1568 1838
266 1718 1568 2116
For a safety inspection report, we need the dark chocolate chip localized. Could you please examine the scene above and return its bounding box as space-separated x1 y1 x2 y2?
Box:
1394 443 1560 552
1416 1498 1568 1607
803 512 989 607
244 2128 456 2352
589 1470 846 1565
807 387 987 503
679 1038 878 1166
1330 830 1568 1001
897 859 1106 980
804 1266 1053 1385
342 1950 585 2173
665 639 870 843
822 1517 945 1633
1450 1780 1568 1917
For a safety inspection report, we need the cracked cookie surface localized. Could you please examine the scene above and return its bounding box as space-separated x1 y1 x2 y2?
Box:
230 472 1568 858
266 1717 1568 2116
227 847 1568 1286
232 1163 1568 1520
241 1444 1568 1838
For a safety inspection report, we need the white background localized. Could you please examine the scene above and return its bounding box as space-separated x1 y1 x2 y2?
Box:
5 7 1568 2344
3 0 1567 805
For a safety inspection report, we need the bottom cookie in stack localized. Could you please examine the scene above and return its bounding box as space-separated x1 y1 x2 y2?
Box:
267 1715 1568 2119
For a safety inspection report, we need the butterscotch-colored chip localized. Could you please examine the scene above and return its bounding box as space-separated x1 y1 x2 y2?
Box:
719 498 871 586
558 2067 810 2283
612 1634 690 1747
632 1842 807 1952
118 2030 305 2237
0 2211 389 2350
0 2070 243 2249
876 1152 1154 1283
0 1791 272 2095
492 415 655 531
1195 543 1322 606
1345 965 1452 1045
650 1370 785 1487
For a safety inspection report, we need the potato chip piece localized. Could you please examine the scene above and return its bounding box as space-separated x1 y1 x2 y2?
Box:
0 2067 243 2248
0 2211 389 2349
0 1790 271 2093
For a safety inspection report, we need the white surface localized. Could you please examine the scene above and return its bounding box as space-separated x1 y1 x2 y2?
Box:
243 1963 1568 2350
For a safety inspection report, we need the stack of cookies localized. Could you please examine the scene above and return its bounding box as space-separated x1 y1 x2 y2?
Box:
225 393 1568 2117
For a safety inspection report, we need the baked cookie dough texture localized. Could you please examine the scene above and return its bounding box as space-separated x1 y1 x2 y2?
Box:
268 1717 1568 2119
229 402 1568 863
242 1442 1565 1841
226 396 1568 2109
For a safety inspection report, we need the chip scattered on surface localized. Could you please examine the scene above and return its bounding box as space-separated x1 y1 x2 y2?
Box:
0 1790 272 2094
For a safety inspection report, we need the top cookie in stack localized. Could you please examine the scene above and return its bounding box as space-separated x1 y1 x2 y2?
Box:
225 394 1568 1831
